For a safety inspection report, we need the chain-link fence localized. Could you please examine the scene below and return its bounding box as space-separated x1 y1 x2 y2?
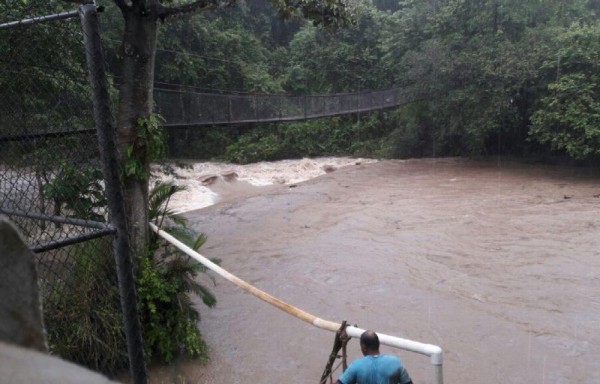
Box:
0 4 146 382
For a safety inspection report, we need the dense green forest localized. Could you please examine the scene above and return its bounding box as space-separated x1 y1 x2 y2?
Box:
3 0 599 163
98 0 600 164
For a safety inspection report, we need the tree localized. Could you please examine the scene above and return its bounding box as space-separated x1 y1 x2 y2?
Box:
530 23 600 160
284 2 390 94
100 0 353 255
154 7 282 92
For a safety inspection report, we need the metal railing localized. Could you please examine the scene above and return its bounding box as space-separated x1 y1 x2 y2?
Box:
150 222 444 384
154 86 429 127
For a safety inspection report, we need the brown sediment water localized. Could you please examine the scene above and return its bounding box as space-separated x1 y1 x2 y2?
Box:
153 158 600 384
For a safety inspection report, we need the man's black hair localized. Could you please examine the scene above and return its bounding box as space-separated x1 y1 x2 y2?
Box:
360 330 380 351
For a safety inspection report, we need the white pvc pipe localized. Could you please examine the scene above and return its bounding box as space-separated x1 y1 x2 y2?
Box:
149 222 443 384
346 325 443 384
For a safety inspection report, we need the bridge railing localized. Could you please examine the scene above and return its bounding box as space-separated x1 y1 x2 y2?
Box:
154 86 424 127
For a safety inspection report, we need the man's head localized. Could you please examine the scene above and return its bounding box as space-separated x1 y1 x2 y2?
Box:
360 330 380 356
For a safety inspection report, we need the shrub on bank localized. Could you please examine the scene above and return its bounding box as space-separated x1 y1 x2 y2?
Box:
43 182 216 375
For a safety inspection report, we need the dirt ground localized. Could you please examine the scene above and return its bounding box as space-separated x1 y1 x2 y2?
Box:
150 157 600 384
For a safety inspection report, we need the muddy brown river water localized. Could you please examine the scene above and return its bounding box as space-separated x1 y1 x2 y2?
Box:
155 158 600 384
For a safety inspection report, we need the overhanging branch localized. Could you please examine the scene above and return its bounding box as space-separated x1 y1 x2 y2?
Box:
156 0 235 22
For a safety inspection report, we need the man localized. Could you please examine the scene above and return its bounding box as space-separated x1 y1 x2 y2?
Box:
336 330 413 384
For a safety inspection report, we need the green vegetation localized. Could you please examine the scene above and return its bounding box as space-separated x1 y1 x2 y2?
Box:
224 112 404 163
44 238 128 375
0 0 91 139
43 180 217 374
142 181 218 363
529 23 600 159
124 114 169 180
43 162 106 221
137 0 600 164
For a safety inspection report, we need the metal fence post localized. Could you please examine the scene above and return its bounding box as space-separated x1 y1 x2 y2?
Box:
78 4 147 383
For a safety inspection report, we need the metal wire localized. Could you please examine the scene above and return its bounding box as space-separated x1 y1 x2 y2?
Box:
0 10 79 29
0 8 102 289
0 5 146 381
154 86 429 127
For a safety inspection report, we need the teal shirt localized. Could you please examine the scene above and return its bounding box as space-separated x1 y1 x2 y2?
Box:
339 355 412 384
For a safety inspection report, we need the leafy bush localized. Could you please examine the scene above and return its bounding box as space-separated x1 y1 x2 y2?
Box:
44 181 216 374
43 161 106 221
139 181 218 363
225 126 284 163
282 118 352 156
169 128 234 160
225 116 385 163
380 105 435 159
528 24 600 161
137 248 211 363
222 109 443 163
530 73 600 160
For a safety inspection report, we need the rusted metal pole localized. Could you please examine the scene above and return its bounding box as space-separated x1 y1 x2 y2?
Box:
0 10 79 29
79 4 147 383
320 321 348 384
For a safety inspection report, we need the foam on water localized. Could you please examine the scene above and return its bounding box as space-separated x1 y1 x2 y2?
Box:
151 157 376 213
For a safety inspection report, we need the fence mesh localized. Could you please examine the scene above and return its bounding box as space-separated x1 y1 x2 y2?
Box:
154 86 420 127
0 6 132 376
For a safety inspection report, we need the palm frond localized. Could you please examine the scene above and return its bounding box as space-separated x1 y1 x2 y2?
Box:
141 180 215 363
192 233 208 251
193 257 220 285
163 226 198 248
149 181 187 223
169 214 187 227
176 291 192 310
186 277 217 308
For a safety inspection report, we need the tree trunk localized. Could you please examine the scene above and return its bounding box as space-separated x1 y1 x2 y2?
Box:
116 9 159 255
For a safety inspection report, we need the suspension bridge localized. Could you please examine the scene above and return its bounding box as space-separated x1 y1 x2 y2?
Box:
0 84 428 144
154 85 427 127
0 85 427 144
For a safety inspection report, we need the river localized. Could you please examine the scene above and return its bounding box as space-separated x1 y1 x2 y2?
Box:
152 158 600 384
